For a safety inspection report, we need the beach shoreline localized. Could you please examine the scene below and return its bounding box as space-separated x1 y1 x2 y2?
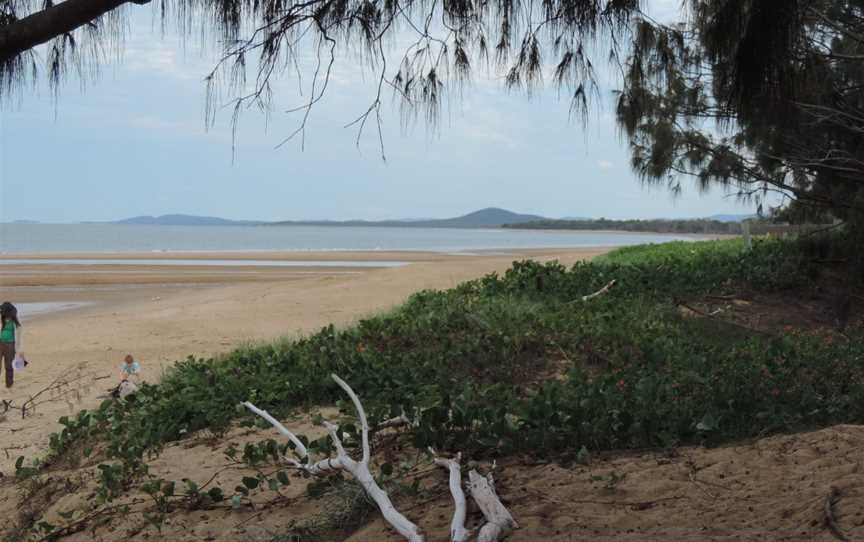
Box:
0 249 585 317
0 247 608 473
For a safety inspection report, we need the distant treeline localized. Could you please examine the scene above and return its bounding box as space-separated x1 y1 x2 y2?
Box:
502 218 758 234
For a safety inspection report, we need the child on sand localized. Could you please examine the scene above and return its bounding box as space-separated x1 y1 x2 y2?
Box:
120 354 141 383
110 355 141 399
0 302 24 388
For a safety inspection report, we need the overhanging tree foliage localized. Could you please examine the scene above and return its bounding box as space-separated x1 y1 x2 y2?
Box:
1 0 639 142
5 0 864 250
617 0 864 238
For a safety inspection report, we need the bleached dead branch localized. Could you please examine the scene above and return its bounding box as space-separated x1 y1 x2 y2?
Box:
468 469 518 542
241 403 342 474
241 401 309 458
243 374 425 541
582 279 617 301
430 448 470 542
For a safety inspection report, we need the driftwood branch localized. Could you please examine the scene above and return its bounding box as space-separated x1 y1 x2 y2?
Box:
244 374 424 541
430 449 469 542
3 364 95 419
578 279 617 302
241 401 309 458
467 469 518 542
245 379 517 542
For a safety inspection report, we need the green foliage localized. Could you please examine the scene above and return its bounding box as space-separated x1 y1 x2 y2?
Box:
618 2 864 250
14 455 40 479
31 236 864 525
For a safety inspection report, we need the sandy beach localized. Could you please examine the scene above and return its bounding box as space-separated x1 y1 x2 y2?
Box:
3 246 862 542
0 247 607 472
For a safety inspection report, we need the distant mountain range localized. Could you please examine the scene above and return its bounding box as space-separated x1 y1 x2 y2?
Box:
100 209 757 228
108 208 545 228
112 214 262 226
271 208 545 228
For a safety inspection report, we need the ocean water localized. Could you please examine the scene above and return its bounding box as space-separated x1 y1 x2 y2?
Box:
0 224 697 254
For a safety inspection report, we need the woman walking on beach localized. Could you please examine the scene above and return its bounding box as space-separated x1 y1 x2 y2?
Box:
0 302 23 388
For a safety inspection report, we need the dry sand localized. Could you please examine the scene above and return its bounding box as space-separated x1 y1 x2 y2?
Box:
11 408 864 542
0 248 606 473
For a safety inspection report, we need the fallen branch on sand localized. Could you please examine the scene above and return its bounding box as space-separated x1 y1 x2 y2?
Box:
467 468 518 542
577 280 617 302
2 365 95 420
1 444 25 459
428 450 518 542
245 375 518 542
243 374 424 541
430 449 470 542
823 486 849 542
429 449 517 542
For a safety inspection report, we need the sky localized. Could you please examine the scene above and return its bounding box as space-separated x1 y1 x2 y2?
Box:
0 0 767 223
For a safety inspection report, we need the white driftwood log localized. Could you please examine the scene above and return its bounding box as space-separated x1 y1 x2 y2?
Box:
241 401 309 458
243 374 424 542
582 279 617 301
430 449 470 542
467 469 518 542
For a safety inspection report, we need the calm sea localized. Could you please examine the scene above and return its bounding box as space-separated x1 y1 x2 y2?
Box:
0 224 697 253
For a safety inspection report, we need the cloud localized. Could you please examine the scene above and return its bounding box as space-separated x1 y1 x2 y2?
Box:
597 160 614 170
122 29 217 82
459 104 518 149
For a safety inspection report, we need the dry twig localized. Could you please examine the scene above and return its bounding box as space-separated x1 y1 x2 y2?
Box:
824 486 850 542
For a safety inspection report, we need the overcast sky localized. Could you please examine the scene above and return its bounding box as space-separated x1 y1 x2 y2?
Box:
0 0 766 223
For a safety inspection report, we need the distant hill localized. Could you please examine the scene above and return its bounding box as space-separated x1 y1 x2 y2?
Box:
95 210 759 229
112 214 262 226
421 208 545 228
107 209 543 228
272 208 547 228
9 219 40 224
